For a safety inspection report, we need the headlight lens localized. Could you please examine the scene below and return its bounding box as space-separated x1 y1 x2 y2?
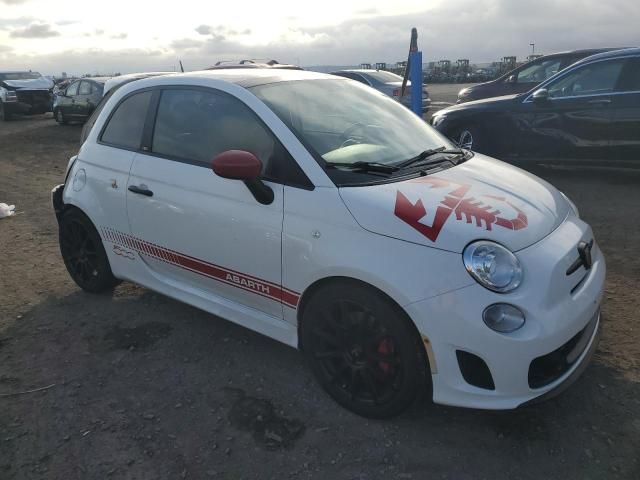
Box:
462 241 523 293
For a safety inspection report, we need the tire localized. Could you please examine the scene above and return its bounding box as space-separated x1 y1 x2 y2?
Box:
55 108 68 125
0 101 11 121
300 280 427 418
453 125 490 154
59 208 120 293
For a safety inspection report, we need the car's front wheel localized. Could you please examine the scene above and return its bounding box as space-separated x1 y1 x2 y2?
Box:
59 208 120 293
301 280 427 418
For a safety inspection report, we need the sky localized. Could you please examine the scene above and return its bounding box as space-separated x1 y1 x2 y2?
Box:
0 0 638 75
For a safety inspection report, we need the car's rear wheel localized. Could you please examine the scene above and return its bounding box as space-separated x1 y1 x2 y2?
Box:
301 280 427 418
59 208 120 293
55 109 68 125
0 101 11 121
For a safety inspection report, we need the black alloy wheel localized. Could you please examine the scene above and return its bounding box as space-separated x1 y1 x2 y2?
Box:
59 209 120 293
302 281 426 418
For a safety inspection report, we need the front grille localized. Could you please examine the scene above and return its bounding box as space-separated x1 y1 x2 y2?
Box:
528 312 598 389
16 90 51 108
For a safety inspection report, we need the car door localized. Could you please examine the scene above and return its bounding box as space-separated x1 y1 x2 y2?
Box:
125 87 287 318
62 81 79 118
76 81 93 119
609 56 640 162
530 58 625 158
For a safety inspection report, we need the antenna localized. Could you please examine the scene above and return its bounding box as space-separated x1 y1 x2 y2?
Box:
179 60 185 73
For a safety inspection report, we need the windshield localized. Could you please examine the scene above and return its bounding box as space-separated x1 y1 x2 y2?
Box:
251 79 453 170
0 72 42 81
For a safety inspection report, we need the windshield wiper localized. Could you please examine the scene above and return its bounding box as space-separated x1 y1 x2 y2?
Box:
325 161 399 174
396 146 467 169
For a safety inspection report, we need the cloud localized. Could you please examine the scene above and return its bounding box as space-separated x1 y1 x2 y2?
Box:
110 33 128 40
171 38 204 51
10 23 60 38
195 24 211 35
0 16 34 29
2 0 639 74
0 44 13 53
94 29 104 35
55 20 79 26
1 0 29 4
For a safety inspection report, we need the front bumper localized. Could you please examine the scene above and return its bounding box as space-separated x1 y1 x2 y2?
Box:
405 216 606 409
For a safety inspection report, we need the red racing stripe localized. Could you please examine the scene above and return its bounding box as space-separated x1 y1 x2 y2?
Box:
101 227 300 308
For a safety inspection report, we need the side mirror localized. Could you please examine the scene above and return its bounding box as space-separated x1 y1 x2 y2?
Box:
211 150 273 205
211 150 262 180
532 88 549 103
507 74 517 84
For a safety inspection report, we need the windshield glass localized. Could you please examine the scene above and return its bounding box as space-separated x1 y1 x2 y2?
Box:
0 72 42 81
251 79 453 168
361 71 404 83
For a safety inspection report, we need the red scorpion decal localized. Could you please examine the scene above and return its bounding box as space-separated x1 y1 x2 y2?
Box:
394 177 528 242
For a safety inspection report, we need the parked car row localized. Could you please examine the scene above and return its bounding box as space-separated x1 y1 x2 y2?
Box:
433 48 640 166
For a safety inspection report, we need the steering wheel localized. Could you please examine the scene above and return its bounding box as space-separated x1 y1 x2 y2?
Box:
339 123 380 148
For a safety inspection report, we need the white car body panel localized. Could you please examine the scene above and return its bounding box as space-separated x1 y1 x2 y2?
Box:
340 154 570 253
59 69 605 410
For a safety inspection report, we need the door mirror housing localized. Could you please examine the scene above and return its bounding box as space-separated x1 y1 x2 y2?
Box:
532 88 549 102
211 150 262 180
507 74 517 84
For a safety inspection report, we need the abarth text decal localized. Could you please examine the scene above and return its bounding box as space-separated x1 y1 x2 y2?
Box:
101 227 300 308
394 176 528 242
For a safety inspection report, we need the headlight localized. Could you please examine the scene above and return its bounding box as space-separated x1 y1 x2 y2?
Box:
462 241 523 293
458 88 469 98
561 192 579 218
5 90 18 102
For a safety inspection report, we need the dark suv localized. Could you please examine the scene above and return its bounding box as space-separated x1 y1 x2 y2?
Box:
457 49 619 103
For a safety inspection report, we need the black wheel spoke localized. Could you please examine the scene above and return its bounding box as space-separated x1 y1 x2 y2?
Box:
314 350 343 359
362 367 380 405
312 326 342 348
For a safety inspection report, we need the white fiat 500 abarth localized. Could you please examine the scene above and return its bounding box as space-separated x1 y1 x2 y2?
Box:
52 70 605 418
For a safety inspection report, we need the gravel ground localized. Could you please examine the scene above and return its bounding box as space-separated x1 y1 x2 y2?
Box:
0 110 639 480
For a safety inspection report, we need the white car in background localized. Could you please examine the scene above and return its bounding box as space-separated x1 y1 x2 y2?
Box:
52 70 605 418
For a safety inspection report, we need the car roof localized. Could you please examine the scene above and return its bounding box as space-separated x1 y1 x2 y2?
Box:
132 68 340 89
332 69 389 74
569 47 640 65
79 77 111 84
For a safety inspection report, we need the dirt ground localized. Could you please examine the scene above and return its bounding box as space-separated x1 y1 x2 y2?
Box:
0 112 639 480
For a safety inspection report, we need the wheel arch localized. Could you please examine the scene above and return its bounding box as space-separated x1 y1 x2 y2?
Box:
296 276 432 370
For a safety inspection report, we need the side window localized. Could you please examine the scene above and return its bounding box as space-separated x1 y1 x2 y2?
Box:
66 81 79 96
548 60 625 98
151 89 276 172
617 58 640 92
79 81 92 95
101 91 152 149
91 83 104 95
517 59 562 83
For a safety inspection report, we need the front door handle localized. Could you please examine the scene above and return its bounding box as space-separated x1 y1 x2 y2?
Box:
588 98 611 105
128 185 153 197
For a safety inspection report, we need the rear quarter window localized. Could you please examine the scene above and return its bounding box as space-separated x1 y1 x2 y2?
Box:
100 91 152 150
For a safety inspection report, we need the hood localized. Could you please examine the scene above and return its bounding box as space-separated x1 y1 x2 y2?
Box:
339 154 570 253
442 94 520 113
2 77 54 90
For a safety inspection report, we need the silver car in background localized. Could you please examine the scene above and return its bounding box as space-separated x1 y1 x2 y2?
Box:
330 69 431 113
